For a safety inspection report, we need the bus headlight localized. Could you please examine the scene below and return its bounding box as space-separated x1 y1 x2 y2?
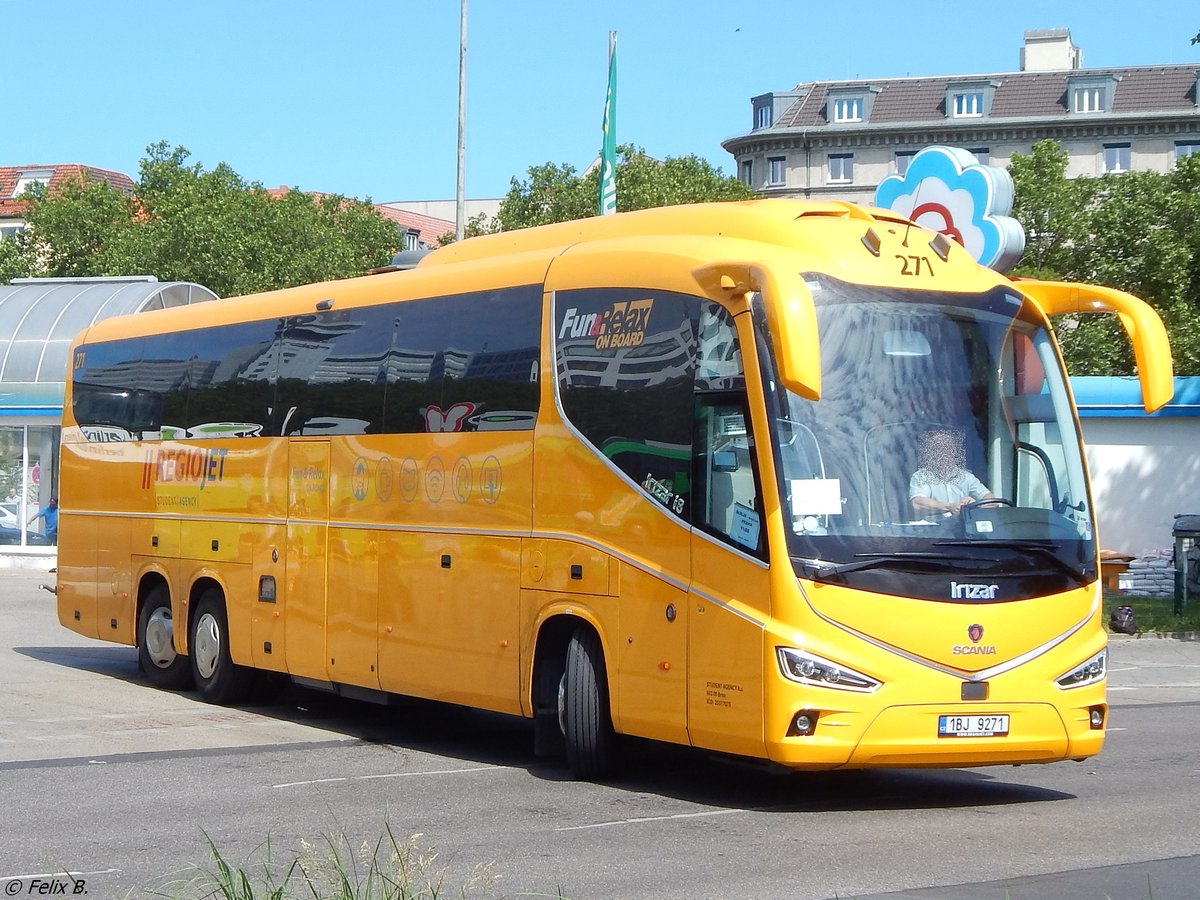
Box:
1055 649 1107 689
776 647 881 693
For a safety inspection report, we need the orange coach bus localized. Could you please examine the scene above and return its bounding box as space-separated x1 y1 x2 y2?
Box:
55 199 1172 778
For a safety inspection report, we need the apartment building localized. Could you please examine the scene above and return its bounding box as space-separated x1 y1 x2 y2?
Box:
724 29 1200 204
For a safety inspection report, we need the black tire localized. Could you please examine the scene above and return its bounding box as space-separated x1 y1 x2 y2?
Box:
136 584 192 690
563 626 617 780
189 588 252 704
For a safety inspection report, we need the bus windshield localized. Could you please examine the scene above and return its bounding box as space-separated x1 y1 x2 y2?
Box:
764 273 1096 602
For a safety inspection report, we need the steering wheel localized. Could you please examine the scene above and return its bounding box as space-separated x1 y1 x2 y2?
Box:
962 497 1015 512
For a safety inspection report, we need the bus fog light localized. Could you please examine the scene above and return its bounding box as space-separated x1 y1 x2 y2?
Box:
1089 706 1105 730
788 710 819 736
1055 649 1107 690
776 647 880 693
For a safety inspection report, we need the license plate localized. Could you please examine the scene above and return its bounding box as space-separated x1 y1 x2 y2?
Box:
938 714 1009 738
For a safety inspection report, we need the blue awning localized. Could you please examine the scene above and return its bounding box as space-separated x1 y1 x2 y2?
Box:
1071 376 1200 418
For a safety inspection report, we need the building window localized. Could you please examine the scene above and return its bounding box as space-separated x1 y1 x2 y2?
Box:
953 92 984 117
754 104 772 129
1176 142 1200 162
895 151 916 175
829 154 853 183
768 157 785 186
1104 143 1131 173
1073 86 1105 113
0 224 26 241
831 97 862 123
0 424 60 550
10 170 53 198
967 147 990 165
740 160 754 186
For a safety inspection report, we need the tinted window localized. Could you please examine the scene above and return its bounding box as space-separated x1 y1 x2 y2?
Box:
556 288 699 521
73 338 163 441
692 305 764 556
175 320 280 439
383 286 541 433
276 308 391 436
74 285 542 442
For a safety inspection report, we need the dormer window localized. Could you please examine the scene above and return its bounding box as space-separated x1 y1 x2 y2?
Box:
10 169 53 198
954 92 984 117
751 91 800 131
945 81 998 119
1068 75 1118 114
1074 86 1103 112
832 97 862 122
826 87 879 125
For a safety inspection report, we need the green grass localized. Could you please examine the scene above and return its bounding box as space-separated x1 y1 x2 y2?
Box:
148 823 537 900
1103 592 1200 634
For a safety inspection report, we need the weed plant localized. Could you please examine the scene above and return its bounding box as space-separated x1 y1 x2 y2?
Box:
152 823 507 900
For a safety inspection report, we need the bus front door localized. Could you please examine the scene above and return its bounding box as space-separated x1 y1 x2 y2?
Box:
687 394 769 758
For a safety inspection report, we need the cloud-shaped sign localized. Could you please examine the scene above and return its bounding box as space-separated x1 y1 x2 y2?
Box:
874 146 1025 273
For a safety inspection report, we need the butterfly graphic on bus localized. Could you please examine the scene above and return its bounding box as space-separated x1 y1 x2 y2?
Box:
422 402 538 433
423 402 478 433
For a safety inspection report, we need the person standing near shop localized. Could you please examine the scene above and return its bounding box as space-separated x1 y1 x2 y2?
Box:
28 496 58 544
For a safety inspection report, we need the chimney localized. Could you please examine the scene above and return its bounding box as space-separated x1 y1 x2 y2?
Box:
1020 28 1083 72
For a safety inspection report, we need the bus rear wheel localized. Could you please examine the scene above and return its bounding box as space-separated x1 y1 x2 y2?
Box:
190 589 252 705
137 585 192 690
562 626 617 780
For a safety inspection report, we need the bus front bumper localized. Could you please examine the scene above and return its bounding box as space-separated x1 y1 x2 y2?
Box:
765 700 1106 770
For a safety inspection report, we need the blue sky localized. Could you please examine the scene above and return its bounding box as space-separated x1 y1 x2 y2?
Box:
6 1 1197 206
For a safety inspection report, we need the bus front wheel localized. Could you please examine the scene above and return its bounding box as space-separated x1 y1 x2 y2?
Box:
137 584 192 690
563 626 617 780
190 589 252 705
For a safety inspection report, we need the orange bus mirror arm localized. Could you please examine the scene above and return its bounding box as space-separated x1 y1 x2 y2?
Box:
692 261 821 400
1017 280 1174 414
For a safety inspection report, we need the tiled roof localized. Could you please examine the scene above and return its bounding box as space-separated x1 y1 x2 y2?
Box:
772 65 1199 129
0 164 135 218
267 187 454 247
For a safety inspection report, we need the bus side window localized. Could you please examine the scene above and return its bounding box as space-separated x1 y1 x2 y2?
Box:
693 396 762 555
555 288 698 520
692 301 762 554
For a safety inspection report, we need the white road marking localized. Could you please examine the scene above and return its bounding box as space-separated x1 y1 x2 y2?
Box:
273 765 506 789
0 868 120 881
557 808 746 831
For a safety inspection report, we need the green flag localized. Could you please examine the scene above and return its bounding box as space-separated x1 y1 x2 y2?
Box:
599 32 617 216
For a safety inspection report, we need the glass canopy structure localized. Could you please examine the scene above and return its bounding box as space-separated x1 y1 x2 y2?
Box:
0 276 217 554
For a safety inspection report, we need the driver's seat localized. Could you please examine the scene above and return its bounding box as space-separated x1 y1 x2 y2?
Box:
863 421 953 524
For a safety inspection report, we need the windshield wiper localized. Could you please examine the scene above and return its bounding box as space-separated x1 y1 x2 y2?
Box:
934 539 1089 584
794 551 956 577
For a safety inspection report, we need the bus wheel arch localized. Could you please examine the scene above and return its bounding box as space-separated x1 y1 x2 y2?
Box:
188 582 253 705
136 576 192 690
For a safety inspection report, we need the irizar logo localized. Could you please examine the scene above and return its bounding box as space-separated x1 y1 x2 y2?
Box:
950 581 999 600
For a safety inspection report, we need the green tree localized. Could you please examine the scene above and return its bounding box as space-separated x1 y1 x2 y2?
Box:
12 142 399 296
494 144 753 232
1009 141 1200 376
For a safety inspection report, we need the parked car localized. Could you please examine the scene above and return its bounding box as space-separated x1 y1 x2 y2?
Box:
0 522 50 545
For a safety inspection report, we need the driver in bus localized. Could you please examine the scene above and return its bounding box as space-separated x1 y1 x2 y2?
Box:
909 428 993 517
